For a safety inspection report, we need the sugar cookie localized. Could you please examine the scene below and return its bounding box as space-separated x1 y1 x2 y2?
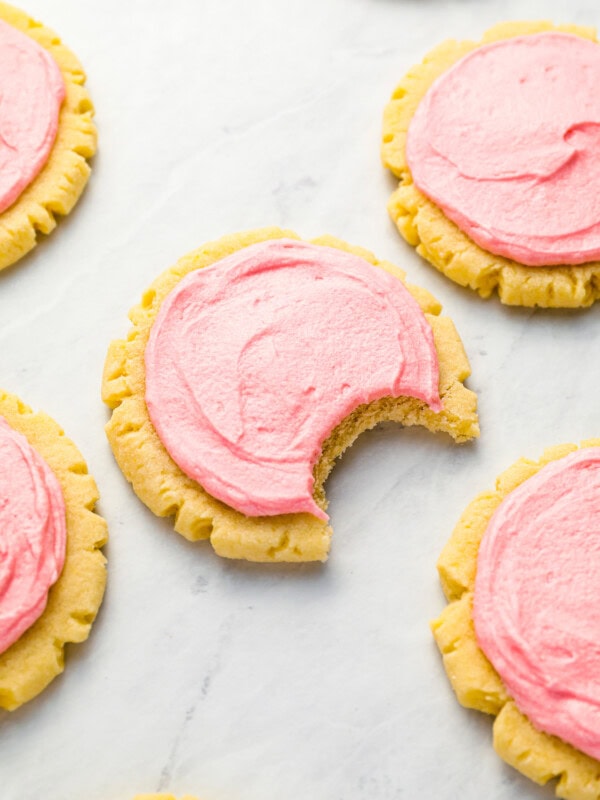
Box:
382 22 600 307
0 390 107 711
133 795 199 800
103 227 478 563
432 440 600 800
0 2 96 272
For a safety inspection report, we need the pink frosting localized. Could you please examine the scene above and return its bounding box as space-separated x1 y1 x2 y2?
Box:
145 239 441 519
407 33 600 266
0 19 65 214
0 416 66 655
474 448 600 760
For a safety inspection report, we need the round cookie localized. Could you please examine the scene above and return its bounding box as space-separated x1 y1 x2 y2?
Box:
0 2 96 273
382 21 600 308
102 227 479 563
432 440 600 800
0 390 107 711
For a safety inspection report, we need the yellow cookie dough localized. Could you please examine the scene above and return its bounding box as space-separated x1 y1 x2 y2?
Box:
431 440 600 800
103 227 479 563
0 390 107 711
382 21 600 308
0 2 96 272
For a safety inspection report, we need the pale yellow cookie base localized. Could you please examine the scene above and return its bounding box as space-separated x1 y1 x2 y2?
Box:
0 2 96 272
382 21 600 308
0 390 107 711
102 227 479 563
431 440 600 800
133 795 199 800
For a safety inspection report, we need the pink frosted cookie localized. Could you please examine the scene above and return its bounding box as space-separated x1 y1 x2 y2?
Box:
103 228 478 563
0 2 96 272
382 21 600 307
432 440 600 800
0 390 107 711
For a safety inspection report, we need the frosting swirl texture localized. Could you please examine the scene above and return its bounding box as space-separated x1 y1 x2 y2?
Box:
0 416 67 655
0 18 65 214
474 447 600 760
407 33 600 266
145 239 441 519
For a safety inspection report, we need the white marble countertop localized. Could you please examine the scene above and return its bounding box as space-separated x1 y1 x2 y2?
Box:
1 1 599 798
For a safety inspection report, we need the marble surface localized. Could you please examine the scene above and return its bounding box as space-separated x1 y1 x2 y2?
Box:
0 1 599 799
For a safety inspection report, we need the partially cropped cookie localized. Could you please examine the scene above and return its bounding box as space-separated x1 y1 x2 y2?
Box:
0 390 107 710
103 227 478 563
133 795 199 800
382 22 600 307
0 2 96 272
432 441 600 800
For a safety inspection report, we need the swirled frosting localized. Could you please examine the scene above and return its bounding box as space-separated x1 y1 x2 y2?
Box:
407 33 600 266
0 415 66 655
145 239 441 519
0 19 65 214
474 447 600 760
